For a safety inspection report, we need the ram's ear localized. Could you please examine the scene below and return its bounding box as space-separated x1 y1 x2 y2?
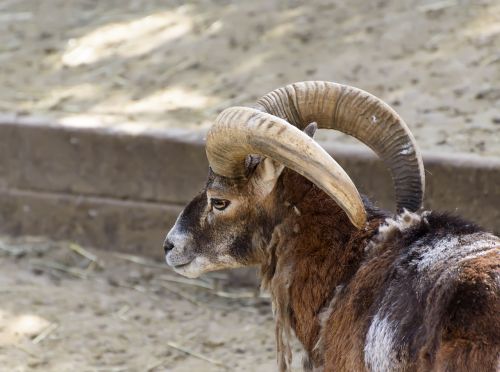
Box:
251 123 318 196
252 157 284 196
304 122 318 139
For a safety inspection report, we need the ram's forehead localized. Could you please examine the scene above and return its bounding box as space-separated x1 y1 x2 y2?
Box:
207 173 249 195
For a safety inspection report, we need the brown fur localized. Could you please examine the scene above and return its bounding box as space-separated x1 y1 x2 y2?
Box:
166 165 499 371
260 171 386 370
258 170 499 371
425 250 500 372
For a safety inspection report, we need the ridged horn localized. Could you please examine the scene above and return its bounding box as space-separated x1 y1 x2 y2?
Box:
254 81 425 212
206 107 367 229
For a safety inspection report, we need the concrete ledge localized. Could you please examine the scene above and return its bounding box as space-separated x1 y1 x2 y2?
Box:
0 187 181 259
0 114 208 204
1 115 499 259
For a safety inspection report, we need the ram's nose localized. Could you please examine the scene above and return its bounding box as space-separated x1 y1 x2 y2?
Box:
163 239 175 255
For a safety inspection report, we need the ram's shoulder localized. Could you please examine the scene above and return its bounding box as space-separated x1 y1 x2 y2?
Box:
401 211 485 244
367 210 496 253
363 210 499 309
398 211 498 273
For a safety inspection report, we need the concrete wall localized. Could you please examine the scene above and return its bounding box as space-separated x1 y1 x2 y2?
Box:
1 114 499 261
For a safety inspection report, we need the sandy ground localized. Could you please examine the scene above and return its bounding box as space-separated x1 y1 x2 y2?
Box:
0 236 301 372
0 1 499 370
0 0 499 156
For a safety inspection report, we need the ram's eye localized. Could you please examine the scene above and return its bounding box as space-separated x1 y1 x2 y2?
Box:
211 198 230 211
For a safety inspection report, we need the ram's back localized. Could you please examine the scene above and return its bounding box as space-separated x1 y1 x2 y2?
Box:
323 211 500 371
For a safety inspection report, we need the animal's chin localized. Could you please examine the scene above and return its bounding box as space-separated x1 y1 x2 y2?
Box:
173 261 191 269
172 260 203 279
167 255 234 279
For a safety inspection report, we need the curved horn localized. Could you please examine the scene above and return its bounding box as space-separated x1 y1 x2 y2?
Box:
206 107 367 229
254 81 425 212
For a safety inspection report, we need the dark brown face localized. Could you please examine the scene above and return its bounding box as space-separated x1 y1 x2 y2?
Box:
163 159 282 278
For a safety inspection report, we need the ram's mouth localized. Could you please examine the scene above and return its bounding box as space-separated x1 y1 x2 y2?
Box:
165 250 194 269
172 259 204 279
173 261 192 269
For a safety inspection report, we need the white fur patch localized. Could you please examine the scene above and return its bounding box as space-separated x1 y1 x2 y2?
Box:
171 253 242 279
172 256 210 278
293 206 301 216
367 211 499 266
381 210 425 234
166 214 191 249
366 210 426 254
165 218 195 267
417 232 499 272
364 314 402 372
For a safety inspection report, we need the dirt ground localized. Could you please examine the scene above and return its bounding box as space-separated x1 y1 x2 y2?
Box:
0 235 309 372
0 0 499 156
0 1 499 371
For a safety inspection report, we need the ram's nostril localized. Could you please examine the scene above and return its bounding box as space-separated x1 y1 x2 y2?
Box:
163 240 175 254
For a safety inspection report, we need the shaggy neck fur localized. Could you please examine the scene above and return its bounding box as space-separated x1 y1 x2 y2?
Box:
258 170 386 371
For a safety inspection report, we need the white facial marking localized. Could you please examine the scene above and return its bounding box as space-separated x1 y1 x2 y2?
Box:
172 256 211 279
165 218 194 267
170 251 242 278
364 314 402 372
